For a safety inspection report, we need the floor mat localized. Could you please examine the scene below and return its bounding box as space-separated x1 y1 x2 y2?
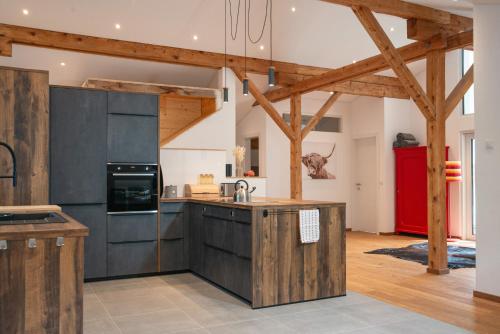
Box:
365 243 476 269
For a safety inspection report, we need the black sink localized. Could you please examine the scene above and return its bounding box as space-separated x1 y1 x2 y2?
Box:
0 212 68 225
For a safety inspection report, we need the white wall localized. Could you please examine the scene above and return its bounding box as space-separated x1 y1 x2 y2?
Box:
238 96 353 227
474 4 500 298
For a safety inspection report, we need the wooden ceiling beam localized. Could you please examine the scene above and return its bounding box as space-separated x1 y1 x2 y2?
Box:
407 18 466 42
445 64 474 119
301 92 342 140
232 68 295 141
352 5 435 120
320 0 472 30
264 30 471 104
0 36 12 56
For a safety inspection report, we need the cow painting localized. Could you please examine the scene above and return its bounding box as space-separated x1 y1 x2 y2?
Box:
302 144 336 179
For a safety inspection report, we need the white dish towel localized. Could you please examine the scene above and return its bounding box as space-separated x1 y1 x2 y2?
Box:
299 209 320 243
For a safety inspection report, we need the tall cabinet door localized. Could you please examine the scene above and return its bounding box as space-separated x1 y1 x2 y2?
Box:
50 87 107 204
60 204 107 279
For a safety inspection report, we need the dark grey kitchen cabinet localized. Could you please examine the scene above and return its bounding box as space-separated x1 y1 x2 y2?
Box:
107 113 158 163
50 87 107 204
160 202 188 272
189 204 205 275
108 92 158 116
59 204 107 279
107 241 157 277
107 213 157 242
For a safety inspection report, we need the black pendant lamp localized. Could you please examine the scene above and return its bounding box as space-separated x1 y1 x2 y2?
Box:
268 0 275 87
243 0 249 96
223 0 229 103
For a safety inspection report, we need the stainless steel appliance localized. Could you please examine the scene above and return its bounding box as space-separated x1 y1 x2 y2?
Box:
107 163 158 213
233 179 256 203
220 182 236 197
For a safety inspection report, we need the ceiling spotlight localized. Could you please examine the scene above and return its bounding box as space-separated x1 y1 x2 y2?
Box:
22 9 29 15
291 7 296 12
260 45 265 50
329 91 334 95
193 35 198 41
352 60 357 64
390 27 395 32
60 62 66 67
115 23 121 30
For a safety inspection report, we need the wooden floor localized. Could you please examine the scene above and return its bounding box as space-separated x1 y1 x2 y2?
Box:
347 232 500 334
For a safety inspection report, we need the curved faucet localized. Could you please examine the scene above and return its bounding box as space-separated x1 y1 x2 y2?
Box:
0 142 17 187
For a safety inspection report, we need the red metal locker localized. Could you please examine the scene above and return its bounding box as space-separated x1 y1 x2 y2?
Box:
394 146 449 236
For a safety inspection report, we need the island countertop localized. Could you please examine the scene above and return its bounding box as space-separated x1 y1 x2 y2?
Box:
160 196 345 209
0 205 89 240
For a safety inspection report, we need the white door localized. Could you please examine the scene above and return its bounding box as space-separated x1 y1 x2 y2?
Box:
463 132 476 240
353 137 378 232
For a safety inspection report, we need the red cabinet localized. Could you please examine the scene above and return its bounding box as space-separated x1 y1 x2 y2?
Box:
394 146 449 236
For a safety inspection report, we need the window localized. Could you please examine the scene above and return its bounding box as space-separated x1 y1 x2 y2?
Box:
282 114 342 133
462 49 474 115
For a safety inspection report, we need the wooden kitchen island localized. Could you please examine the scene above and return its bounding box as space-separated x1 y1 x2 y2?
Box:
160 197 346 308
0 206 88 334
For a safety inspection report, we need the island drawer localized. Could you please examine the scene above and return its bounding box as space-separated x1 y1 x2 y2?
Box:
160 202 185 213
107 213 157 242
234 209 251 223
204 206 235 221
233 221 251 259
204 216 233 253
107 241 157 276
160 212 184 240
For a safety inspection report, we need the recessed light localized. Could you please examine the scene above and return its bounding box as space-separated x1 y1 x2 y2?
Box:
115 23 121 30
291 7 296 12
193 35 198 41
352 60 357 64
260 45 265 50
390 27 395 32
22 9 29 15
60 62 66 67
329 91 334 95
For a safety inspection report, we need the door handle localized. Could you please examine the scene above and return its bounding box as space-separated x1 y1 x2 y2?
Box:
355 183 361 186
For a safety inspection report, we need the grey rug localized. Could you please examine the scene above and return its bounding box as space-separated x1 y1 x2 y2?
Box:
365 243 476 269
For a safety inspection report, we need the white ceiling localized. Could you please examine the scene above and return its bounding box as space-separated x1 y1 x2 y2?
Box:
0 0 473 119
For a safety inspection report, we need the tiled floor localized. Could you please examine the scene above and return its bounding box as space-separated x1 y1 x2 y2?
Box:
84 273 471 334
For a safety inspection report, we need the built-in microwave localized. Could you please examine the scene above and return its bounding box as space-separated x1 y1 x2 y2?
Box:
107 163 159 214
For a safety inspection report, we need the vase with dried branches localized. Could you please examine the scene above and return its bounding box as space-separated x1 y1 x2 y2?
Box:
233 146 246 177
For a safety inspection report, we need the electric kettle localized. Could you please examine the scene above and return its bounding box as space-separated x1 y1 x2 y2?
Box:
233 179 256 203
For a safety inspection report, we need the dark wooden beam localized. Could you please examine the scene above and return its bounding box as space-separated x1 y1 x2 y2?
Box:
445 65 474 119
352 5 435 120
290 93 302 200
426 49 449 275
320 0 472 30
257 31 472 103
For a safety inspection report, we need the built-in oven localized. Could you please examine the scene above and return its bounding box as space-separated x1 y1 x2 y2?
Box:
107 163 159 214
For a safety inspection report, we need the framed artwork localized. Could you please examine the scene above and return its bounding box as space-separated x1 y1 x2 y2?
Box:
302 142 337 180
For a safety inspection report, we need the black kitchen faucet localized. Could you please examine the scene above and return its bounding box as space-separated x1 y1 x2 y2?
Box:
0 141 17 187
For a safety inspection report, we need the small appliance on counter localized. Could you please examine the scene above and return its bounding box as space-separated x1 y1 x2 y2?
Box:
163 185 177 198
233 179 256 203
184 184 220 198
220 182 236 198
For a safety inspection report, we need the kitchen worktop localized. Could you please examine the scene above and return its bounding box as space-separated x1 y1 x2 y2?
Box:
160 196 344 209
0 205 89 240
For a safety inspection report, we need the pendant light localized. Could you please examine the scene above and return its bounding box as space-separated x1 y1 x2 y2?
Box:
223 0 229 103
268 0 275 87
242 0 249 96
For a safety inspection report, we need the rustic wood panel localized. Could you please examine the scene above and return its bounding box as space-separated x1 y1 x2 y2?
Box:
252 205 346 308
0 67 49 206
290 94 302 200
159 95 217 146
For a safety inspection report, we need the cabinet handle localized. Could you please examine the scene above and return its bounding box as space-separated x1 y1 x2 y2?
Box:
28 238 37 249
230 211 234 217
0 240 7 250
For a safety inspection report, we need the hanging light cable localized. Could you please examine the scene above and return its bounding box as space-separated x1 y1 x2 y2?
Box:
223 0 229 103
268 0 275 87
242 0 249 96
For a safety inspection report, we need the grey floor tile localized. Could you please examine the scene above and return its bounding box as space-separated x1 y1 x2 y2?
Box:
336 300 417 325
84 294 109 322
89 277 148 292
206 318 297 334
100 292 176 317
256 300 326 317
375 318 472 334
171 329 211 334
274 308 372 334
83 317 121 334
113 309 202 334
181 302 266 327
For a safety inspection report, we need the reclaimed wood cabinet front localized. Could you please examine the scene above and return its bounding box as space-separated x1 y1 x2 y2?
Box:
0 237 85 334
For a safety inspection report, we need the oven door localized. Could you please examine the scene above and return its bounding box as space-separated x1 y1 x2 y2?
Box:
107 172 158 213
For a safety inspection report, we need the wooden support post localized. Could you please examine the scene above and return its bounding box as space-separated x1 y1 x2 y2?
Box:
0 36 12 56
426 50 449 275
290 93 303 200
